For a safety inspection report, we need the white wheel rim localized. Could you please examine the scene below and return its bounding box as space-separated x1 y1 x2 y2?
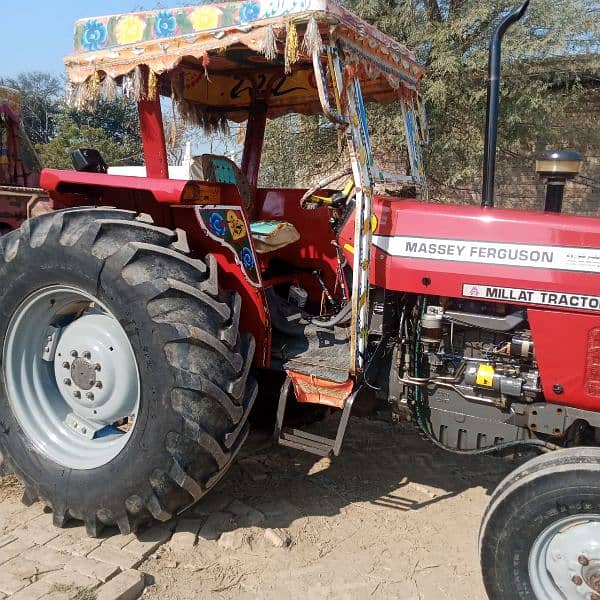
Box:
529 514 600 599
3 285 141 470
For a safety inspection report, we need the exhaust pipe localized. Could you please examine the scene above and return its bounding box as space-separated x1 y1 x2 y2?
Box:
481 1 530 208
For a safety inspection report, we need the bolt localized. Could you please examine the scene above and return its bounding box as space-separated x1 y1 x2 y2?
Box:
95 381 103 389
73 422 78 428
94 363 101 372
73 390 81 399
86 392 94 401
63 378 71 386
81 427 87 435
62 361 70 369
553 383 564 394
70 350 78 358
83 351 91 359
590 573 600 593
572 575 583 586
579 555 590 566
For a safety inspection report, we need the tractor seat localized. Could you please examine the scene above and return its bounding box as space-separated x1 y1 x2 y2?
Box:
201 154 299 254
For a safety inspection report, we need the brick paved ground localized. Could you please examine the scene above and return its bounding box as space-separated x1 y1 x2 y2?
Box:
0 487 172 600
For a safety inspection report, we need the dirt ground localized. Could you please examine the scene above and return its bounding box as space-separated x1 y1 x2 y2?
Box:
0 416 524 600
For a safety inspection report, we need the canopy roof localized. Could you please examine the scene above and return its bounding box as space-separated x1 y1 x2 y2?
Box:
65 1 425 126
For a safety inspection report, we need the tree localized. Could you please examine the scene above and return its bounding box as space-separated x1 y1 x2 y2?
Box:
0 72 63 144
261 0 599 203
36 123 141 169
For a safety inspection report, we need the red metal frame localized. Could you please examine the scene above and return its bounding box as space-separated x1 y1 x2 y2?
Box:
241 101 267 192
138 100 169 180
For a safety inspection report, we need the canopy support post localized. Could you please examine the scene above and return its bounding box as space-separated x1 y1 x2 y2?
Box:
138 99 169 179
241 101 267 191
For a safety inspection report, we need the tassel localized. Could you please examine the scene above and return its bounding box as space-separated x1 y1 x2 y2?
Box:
285 21 299 73
132 66 144 100
148 68 158 101
260 25 278 61
100 75 117 102
90 71 101 97
302 17 322 57
202 52 211 80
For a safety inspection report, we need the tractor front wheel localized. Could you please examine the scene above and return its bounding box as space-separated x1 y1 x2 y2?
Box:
0 208 256 536
480 447 600 599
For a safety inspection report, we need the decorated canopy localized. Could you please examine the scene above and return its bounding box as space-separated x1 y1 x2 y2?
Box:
65 1 425 127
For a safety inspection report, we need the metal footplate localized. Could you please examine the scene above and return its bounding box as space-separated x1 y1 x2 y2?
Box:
275 377 357 457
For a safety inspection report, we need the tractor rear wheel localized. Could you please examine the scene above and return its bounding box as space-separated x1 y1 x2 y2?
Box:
0 208 256 536
480 447 600 599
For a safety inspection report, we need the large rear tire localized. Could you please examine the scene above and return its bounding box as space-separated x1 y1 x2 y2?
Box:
0 208 256 536
480 447 600 599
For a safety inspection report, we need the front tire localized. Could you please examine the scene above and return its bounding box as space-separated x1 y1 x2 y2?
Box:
480 447 600 599
0 208 256 536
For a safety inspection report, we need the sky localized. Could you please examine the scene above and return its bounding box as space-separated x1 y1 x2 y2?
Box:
0 1 153 78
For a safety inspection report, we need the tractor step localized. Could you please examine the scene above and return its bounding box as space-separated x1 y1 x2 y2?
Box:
275 377 357 457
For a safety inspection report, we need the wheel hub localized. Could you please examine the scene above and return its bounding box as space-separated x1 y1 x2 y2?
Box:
70 357 97 390
530 516 600 599
53 312 139 428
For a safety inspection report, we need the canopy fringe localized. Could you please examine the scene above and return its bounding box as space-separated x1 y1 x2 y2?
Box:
284 21 299 74
302 17 323 57
260 25 278 61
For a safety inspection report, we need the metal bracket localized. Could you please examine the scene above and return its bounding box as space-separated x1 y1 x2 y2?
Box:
42 325 61 362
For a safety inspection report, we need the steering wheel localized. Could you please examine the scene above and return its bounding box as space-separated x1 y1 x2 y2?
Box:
300 167 354 209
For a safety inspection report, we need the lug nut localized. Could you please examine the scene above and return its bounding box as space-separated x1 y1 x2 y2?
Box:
83 351 91 359
73 391 81 399
63 378 71 386
81 427 87 435
62 361 70 369
572 575 582 586
70 350 78 358
94 363 101 372
579 555 590 566
95 381 103 389
86 392 94 401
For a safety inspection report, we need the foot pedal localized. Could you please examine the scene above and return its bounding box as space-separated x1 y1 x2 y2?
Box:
275 377 356 457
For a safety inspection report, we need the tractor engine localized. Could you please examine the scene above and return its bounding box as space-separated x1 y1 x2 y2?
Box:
375 294 556 451
419 302 542 411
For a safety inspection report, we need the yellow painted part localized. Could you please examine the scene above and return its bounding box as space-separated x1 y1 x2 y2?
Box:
343 243 354 254
476 364 495 387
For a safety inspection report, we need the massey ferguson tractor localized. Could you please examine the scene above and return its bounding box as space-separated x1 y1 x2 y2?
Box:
0 2 598 598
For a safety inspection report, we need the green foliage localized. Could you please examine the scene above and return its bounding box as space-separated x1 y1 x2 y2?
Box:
36 123 140 170
3 73 143 169
0 72 63 144
261 0 599 200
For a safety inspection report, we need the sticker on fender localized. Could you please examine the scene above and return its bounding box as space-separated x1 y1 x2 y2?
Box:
463 284 600 311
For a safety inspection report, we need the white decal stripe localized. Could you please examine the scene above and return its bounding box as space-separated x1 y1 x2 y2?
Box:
372 235 600 274
463 284 600 311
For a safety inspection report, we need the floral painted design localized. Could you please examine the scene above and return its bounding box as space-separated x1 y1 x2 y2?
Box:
154 11 177 38
241 247 255 269
115 15 146 45
189 6 221 31
209 212 226 236
239 1 260 23
81 19 108 51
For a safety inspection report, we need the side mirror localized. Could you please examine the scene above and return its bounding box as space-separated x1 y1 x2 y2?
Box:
71 148 108 174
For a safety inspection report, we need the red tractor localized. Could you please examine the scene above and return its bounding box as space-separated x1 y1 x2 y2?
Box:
0 2 598 598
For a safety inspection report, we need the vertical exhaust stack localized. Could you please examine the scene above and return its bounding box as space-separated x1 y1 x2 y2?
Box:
481 1 530 208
